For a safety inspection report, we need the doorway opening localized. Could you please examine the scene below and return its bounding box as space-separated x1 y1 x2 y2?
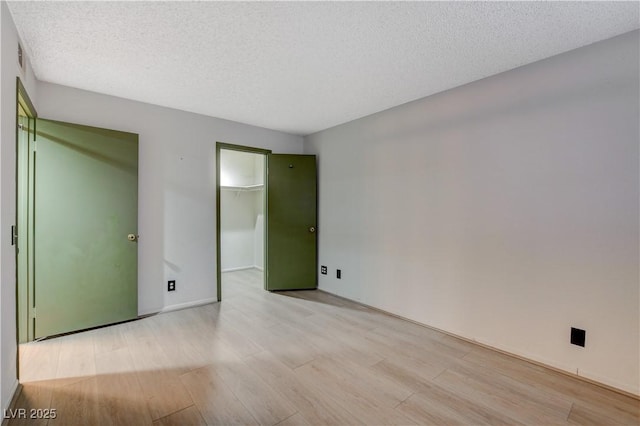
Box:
216 143 271 301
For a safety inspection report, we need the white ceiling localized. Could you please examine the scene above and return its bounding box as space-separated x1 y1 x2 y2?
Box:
8 1 640 136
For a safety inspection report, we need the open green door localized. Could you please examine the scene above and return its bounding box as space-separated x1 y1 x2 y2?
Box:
34 119 138 338
266 154 317 291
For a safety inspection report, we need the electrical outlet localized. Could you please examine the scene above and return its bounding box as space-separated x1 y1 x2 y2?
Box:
168 280 176 292
570 327 585 347
337 269 341 279
321 265 327 275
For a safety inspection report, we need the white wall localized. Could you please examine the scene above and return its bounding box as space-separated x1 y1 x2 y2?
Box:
35 82 302 315
220 149 257 270
0 0 39 412
220 150 266 271
220 191 257 270
305 31 640 395
220 149 261 187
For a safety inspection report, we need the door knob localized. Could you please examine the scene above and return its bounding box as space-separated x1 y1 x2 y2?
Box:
127 234 138 242
309 226 316 233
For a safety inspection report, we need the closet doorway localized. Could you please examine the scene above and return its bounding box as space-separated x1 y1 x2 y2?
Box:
216 143 270 301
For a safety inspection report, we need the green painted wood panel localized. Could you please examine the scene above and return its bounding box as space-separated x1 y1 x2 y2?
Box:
266 154 317 291
34 119 138 338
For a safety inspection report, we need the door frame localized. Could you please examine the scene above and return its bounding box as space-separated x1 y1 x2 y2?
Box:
15 77 37 344
215 142 271 301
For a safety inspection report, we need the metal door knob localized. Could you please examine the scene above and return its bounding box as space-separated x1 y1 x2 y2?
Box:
127 234 138 242
309 227 316 233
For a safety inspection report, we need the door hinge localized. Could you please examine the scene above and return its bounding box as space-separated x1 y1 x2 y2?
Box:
11 225 17 246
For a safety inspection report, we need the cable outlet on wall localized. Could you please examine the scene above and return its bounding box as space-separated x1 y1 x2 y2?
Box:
570 327 585 347
168 280 176 292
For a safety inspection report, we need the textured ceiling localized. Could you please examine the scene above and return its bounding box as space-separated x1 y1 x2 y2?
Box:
8 1 640 136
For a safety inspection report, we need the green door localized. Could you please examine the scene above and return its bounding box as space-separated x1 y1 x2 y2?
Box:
34 119 138 338
266 154 317 291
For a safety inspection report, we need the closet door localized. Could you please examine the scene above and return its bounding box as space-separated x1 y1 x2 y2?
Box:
34 118 138 338
266 154 317 290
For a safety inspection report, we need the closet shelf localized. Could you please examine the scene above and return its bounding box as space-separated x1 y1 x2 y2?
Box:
221 184 264 192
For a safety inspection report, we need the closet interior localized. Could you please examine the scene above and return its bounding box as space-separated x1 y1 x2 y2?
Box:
219 149 266 284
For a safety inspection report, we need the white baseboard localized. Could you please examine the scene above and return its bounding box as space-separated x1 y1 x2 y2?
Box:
253 265 264 271
138 296 220 317
221 265 255 273
137 307 162 316
160 297 218 314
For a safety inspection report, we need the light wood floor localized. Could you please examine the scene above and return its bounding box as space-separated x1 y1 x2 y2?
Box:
10 269 639 425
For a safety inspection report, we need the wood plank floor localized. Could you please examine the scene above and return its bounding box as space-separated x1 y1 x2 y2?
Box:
10 269 639 425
